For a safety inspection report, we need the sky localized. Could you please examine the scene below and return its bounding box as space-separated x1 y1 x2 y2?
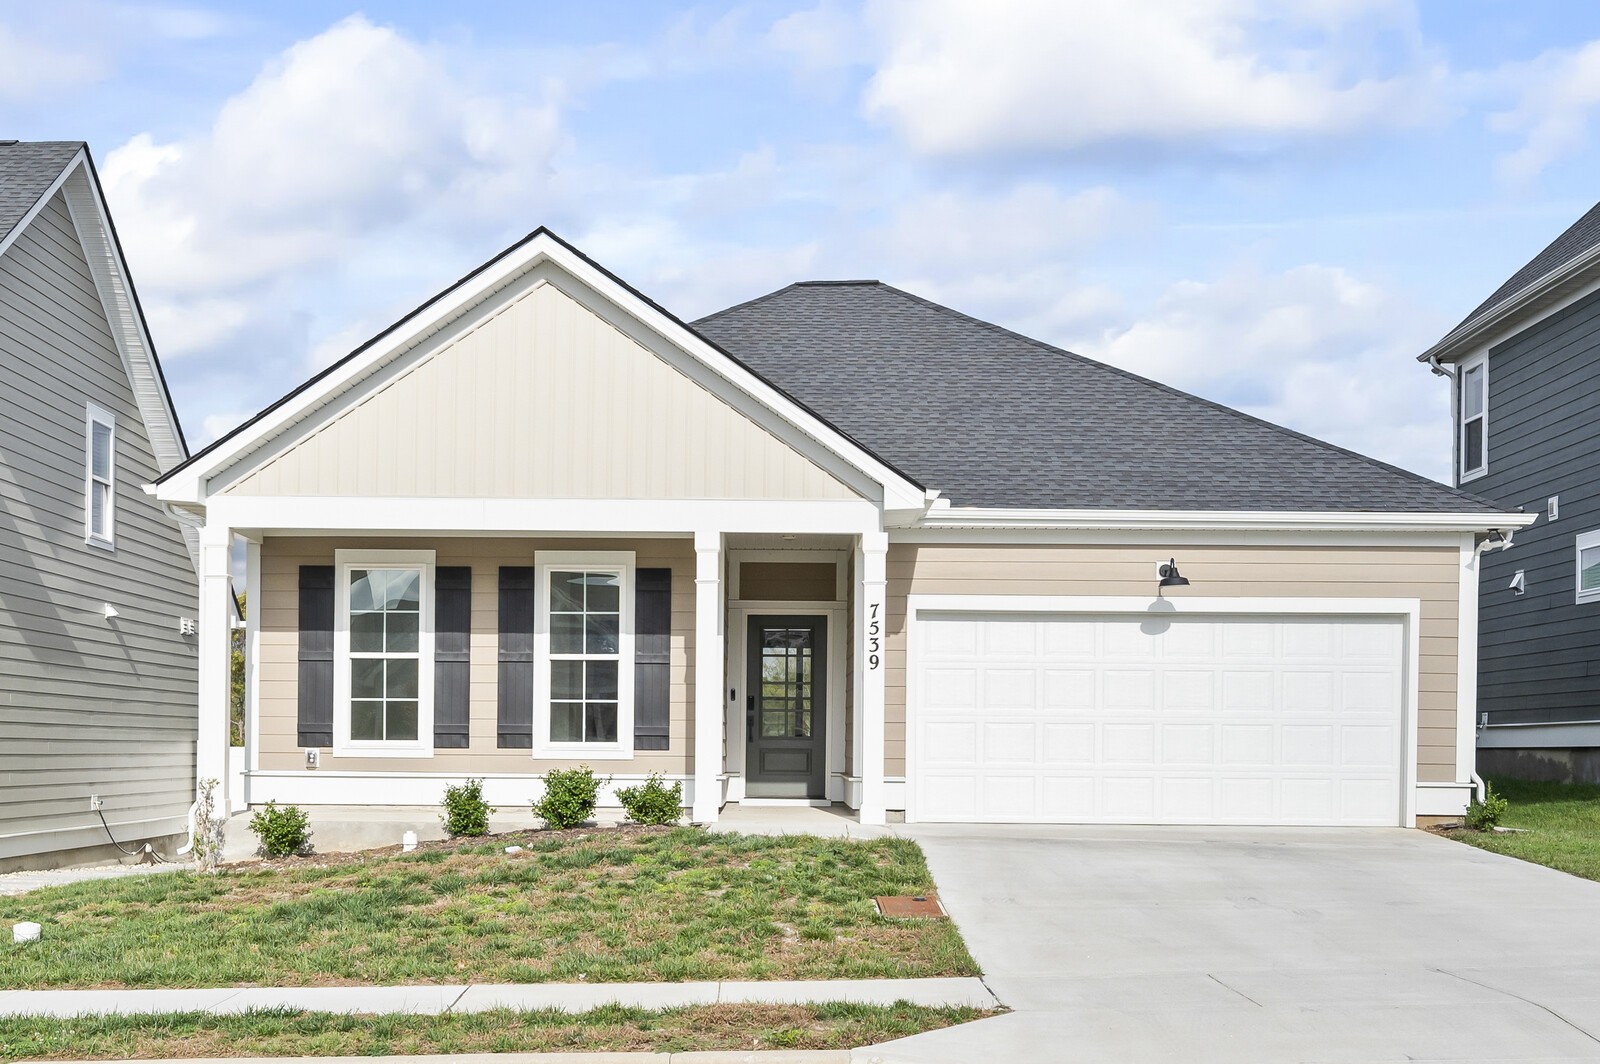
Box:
7 1 1600 485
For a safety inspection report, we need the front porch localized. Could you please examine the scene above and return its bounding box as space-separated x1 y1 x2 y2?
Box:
204 515 892 827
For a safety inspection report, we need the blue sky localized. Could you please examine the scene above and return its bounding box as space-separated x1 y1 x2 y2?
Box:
7 1 1600 483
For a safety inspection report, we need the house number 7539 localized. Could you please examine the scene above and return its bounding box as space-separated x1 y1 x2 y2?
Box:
867 602 882 670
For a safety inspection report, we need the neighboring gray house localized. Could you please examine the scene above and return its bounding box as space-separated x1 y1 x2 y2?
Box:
0 140 198 870
1419 203 1600 783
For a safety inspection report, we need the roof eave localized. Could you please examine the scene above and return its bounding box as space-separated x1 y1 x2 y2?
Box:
1419 244 1600 365
915 507 1538 534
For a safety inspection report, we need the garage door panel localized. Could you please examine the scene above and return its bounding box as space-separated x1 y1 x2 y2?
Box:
913 612 1405 826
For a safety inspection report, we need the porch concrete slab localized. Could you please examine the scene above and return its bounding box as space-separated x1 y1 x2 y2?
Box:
210 985 468 1015
894 824 1600 1061
452 982 720 1012
716 977 996 1008
0 987 242 1017
708 804 892 839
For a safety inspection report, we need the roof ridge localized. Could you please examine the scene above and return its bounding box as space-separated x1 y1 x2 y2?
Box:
869 281 1501 511
691 281 806 327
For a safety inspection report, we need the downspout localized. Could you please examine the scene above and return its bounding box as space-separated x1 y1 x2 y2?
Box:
1467 527 1519 806
1428 354 1453 378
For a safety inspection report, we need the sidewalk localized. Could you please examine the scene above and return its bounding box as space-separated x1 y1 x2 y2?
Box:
0 977 999 1019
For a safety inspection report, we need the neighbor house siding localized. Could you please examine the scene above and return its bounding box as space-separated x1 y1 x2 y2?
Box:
256 536 696 777
883 543 1462 786
1466 289 1600 727
219 280 858 501
0 192 198 865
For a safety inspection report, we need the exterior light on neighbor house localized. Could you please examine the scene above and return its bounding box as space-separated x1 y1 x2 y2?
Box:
1157 559 1190 598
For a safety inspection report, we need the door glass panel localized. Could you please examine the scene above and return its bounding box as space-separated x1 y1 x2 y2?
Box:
758 626 813 739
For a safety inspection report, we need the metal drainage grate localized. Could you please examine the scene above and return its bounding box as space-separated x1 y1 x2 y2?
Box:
874 894 945 919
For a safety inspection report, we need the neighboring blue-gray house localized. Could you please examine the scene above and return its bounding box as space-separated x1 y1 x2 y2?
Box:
0 140 199 870
1420 204 1600 783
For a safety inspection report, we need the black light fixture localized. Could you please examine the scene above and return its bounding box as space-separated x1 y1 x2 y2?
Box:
1157 558 1190 597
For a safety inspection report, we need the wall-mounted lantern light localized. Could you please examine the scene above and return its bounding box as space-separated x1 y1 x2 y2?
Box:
1157 559 1189 598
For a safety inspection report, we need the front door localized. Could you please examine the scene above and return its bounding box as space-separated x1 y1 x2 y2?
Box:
745 616 827 798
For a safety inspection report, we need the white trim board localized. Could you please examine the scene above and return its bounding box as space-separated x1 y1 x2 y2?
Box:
902 595 1424 827
911 508 1534 534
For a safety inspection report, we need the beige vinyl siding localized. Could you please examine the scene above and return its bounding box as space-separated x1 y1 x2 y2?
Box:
884 543 1462 785
222 281 857 501
0 193 198 864
257 536 696 775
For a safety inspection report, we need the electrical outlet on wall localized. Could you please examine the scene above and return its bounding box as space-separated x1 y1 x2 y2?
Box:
305 748 320 768
88 794 102 811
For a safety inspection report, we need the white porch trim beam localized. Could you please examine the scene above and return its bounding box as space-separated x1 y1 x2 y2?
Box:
204 496 880 537
693 530 726 824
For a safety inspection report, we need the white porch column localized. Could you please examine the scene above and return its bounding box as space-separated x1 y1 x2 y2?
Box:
196 522 234 814
241 537 262 813
693 530 726 823
856 531 889 825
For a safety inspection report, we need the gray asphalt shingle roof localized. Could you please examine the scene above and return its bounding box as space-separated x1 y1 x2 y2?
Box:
0 141 82 246
695 280 1500 513
1451 199 1600 339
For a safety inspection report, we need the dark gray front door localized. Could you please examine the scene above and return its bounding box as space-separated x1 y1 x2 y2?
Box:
745 616 827 799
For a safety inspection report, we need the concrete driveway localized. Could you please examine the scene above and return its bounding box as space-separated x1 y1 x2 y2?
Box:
871 826 1600 1063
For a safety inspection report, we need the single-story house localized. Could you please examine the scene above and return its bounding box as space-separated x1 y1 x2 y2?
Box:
154 229 1530 827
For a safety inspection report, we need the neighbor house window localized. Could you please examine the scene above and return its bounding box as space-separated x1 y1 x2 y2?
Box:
536 551 634 757
334 550 434 756
1578 531 1600 604
84 404 115 548
1459 355 1487 481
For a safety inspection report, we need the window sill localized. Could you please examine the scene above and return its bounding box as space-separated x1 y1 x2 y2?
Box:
85 535 115 552
1459 468 1487 484
330 745 436 759
532 745 638 761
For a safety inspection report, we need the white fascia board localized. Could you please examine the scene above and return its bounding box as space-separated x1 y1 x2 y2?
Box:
911 507 1540 534
1421 260 1600 366
158 232 924 513
206 495 883 536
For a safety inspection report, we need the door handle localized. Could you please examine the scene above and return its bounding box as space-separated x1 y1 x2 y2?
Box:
747 694 755 742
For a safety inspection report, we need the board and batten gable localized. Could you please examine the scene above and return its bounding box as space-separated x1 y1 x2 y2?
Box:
0 190 198 868
214 278 861 502
1464 287 1600 727
883 543 1464 784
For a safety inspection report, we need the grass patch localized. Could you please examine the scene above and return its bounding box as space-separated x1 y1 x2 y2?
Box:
0 1002 996 1060
1 827 977 988
1444 777 1600 881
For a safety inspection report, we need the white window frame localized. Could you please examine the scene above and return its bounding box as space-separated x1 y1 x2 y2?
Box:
534 550 635 760
333 549 436 758
1577 530 1600 604
84 403 115 549
1458 352 1488 483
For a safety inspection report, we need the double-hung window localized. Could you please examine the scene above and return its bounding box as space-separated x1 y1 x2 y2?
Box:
536 551 634 757
84 404 115 548
334 550 435 756
1578 531 1600 604
1459 355 1487 481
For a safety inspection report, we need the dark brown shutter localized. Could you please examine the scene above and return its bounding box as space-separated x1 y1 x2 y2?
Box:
297 565 334 747
497 566 535 748
634 568 672 751
433 566 472 749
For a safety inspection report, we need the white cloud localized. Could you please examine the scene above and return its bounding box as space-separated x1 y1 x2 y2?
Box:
876 184 1146 269
1489 40 1600 182
1084 264 1449 479
854 0 1442 156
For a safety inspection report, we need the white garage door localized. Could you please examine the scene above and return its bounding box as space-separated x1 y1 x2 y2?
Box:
911 612 1405 825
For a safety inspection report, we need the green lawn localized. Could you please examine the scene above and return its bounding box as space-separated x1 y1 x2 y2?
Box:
1448 777 1600 881
1 827 976 988
0 1003 996 1060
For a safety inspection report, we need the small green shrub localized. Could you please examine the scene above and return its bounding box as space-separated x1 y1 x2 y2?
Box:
1466 782 1510 830
616 773 684 826
533 766 609 829
440 778 492 837
248 801 311 857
